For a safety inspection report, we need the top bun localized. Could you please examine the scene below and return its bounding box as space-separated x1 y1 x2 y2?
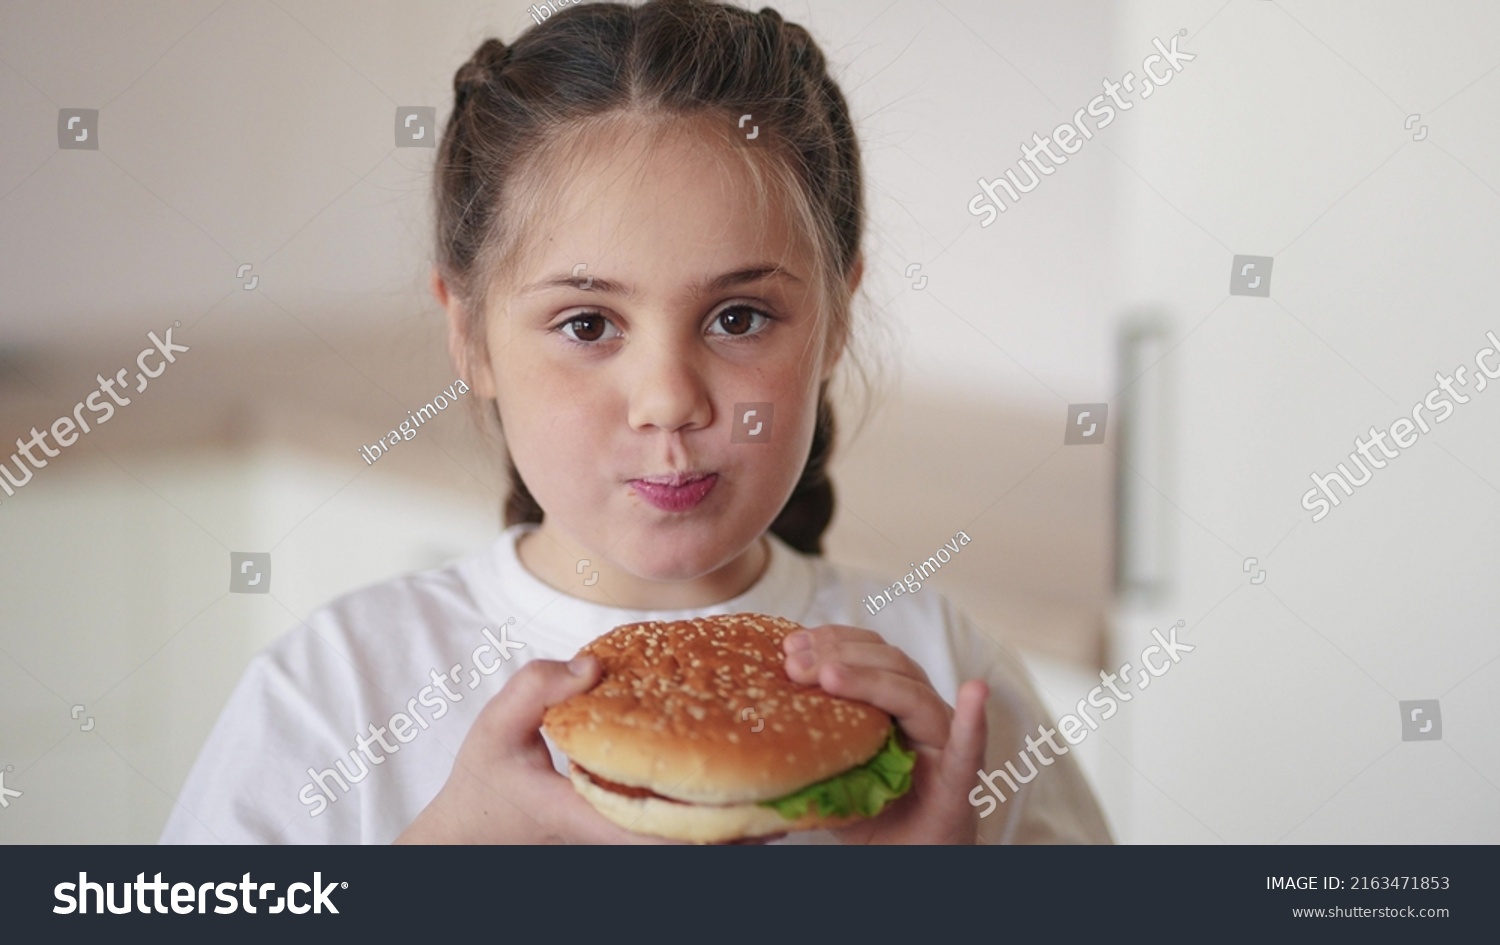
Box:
542 613 892 805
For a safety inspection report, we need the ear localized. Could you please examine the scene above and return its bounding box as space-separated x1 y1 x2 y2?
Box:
846 254 865 296
819 255 862 382
432 264 496 399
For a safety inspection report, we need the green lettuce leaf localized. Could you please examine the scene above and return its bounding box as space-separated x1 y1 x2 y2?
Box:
758 727 916 820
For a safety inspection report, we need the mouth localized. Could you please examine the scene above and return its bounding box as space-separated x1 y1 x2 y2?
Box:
628 472 719 511
633 471 714 487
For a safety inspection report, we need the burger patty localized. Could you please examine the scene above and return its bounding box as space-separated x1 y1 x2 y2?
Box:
575 765 686 804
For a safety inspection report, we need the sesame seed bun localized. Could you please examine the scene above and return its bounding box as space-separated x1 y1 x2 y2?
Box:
541 613 894 840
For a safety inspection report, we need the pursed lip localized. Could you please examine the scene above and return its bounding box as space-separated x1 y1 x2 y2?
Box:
630 471 715 487
627 472 720 511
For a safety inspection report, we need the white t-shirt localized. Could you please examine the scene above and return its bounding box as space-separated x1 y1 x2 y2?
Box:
160 523 1111 845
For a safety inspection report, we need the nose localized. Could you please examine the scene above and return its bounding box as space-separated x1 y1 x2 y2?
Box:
625 337 713 435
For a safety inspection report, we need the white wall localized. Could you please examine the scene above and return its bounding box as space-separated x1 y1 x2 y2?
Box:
1101 0 1500 843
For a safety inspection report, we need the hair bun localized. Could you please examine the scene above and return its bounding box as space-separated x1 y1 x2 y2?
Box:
454 37 511 100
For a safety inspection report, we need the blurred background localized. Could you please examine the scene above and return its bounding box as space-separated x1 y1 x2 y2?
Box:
1 0 1496 843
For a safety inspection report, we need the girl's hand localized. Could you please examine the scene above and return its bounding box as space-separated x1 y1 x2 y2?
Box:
395 656 678 845
783 625 988 845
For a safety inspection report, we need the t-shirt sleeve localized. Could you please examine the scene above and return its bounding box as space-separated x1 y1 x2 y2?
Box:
159 623 362 844
939 596 1114 845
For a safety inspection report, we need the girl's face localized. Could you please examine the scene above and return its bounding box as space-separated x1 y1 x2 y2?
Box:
464 119 852 602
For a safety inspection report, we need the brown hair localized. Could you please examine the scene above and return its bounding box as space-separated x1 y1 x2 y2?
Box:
432 0 867 555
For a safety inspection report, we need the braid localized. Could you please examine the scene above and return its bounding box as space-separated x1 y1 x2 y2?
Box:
453 37 512 107
765 381 837 555
766 8 824 76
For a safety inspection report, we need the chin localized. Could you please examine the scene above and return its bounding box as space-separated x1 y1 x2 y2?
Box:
615 528 748 583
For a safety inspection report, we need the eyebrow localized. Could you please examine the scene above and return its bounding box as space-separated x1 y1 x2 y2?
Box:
517 264 801 299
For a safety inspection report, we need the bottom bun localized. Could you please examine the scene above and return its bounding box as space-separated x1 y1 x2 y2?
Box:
568 765 864 844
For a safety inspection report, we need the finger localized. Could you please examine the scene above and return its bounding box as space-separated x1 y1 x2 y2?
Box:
940 680 989 788
784 640 931 686
814 662 953 747
784 624 886 653
475 656 601 753
806 640 930 683
444 751 680 845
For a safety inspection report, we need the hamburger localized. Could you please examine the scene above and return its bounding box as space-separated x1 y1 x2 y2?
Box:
541 613 917 843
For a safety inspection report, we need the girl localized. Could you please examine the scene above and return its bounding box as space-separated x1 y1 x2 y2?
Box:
161 0 1110 845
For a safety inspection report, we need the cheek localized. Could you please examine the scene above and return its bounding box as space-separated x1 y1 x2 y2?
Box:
501 386 595 463
747 378 821 478
490 329 573 416
501 409 603 517
491 358 587 472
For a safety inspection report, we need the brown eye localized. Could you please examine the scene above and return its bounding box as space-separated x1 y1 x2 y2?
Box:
713 305 766 337
560 313 616 344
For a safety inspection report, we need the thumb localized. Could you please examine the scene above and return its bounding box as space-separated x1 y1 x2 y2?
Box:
479 655 601 753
